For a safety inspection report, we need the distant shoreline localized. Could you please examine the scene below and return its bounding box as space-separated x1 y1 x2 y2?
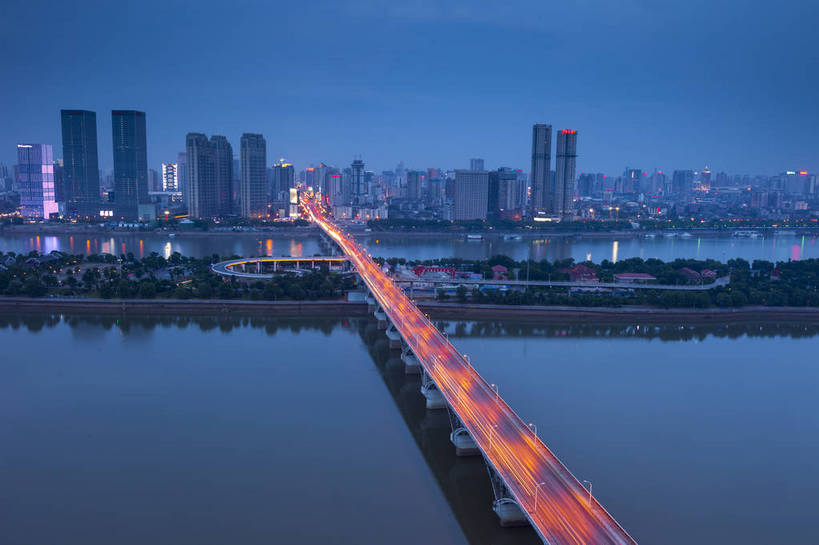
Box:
2 223 817 242
3 296 819 323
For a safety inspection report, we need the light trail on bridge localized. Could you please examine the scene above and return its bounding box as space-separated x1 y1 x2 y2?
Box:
303 196 638 545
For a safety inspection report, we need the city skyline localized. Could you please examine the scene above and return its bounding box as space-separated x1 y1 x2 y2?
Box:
4 107 814 179
1 1 817 175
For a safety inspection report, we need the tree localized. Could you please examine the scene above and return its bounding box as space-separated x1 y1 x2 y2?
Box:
139 281 157 298
23 277 47 297
456 285 468 303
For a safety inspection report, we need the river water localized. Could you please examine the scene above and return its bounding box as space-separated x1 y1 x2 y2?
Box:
1 314 817 545
1 230 817 263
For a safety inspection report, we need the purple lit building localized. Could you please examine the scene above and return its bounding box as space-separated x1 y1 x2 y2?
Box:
17 144 58 219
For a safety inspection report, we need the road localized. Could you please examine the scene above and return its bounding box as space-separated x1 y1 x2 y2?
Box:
303 197 638 545
397 275 729 291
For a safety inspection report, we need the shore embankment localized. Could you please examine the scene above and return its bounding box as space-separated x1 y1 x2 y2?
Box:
2 296 819 323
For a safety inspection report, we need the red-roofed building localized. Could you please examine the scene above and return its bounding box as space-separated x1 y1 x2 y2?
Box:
412 265 455 279
679 267 701 281
491 264 508 280
701 269 717 279
560 264 598 283
613 272 656 283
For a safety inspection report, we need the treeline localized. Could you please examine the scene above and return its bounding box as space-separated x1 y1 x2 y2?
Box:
376 255 730 285
0 250 356 301
423 256 819 308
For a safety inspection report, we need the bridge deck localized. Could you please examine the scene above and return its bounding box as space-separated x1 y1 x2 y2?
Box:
305 199 637 545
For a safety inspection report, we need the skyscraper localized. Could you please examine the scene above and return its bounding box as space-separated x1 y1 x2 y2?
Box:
161 163 178 192
240 133 267 218
406 171 425 201
624 168 642 193
177 152 188 206
186 133 216 219
554 130 578 218
671 170 694 195
454 170 489 220
60 110 100 216
271 160 295 201
17 144 58 219
210 135 233 216
470 158 485 171
490 167 523 220
351 158 366 206
111 110 148 220
530 123 552 214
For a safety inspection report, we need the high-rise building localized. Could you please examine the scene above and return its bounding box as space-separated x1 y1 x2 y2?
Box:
314 162 330 198
351 158 366 205
186 133 216 219
177 152 188 205
210 135 233 216
327 170 343 206
671 170 694 195
470 158 485 171
624 168 642 194
148 168 160 192
17 144 58 219
454 170 489 220
530 123 552 214
491 167 523 220
272 160 295 200
161 163 178 192
53 159 65 203
406 171 425 201
577 173 595 197
554 130 577 218
240 133 267 218
111 110 148 220
60 110 101 216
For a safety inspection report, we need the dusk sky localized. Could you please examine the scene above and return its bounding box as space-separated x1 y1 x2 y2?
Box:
2 0 817 175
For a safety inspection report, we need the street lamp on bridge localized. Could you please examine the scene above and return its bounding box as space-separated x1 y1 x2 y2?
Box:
583 480 593 508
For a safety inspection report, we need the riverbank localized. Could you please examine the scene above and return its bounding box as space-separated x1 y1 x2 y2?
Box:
5 222 816 241
3 296 819 323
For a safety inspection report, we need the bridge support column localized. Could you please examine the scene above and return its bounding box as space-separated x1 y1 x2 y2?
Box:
485 463 530 527
374 305 388 330
400 344 421 375
256 261 261 273
446 408 479 456
385 322 402 349
366 294 377 312
420 370 446 409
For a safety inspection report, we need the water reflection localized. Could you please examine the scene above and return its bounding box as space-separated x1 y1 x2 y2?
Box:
4 231 819 263
3 314 819 343
355 321 541 545
2 312 818 544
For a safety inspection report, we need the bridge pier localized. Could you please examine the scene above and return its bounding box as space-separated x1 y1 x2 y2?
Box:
400 344 421 375
446 409 480 456
420 370 446 409
374 305 388 330
486 463 530 527
385 323 402 349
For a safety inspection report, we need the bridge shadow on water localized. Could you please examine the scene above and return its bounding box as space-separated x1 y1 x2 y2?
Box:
355 320 542 545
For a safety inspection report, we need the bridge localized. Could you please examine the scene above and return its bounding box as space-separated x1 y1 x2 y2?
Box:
211 256 350 279
302 197 638 544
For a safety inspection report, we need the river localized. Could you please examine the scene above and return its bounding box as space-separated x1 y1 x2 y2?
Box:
1 314 817 544
1 230 818 263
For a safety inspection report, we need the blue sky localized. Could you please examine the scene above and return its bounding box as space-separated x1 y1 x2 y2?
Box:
2 0 817 175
